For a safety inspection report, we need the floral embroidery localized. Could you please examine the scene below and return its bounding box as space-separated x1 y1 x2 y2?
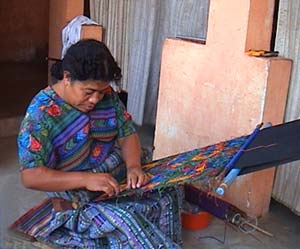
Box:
18 88 136 170
19 132 30 148
39 105 46 111
30 136 42 151
106 118 116 127
76 128 88 141
47 104 61 116
123 111 132 120
92 145 102 158
83 123 90 134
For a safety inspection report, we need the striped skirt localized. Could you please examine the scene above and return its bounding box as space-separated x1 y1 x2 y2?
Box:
10 187 182 249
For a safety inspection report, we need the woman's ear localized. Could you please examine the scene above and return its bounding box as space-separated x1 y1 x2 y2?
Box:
63 71 71 85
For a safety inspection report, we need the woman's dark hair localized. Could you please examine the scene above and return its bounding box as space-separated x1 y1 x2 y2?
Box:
50 39 121 83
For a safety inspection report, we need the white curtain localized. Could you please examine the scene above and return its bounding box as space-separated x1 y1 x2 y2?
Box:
90 0 209 125
273 0 300 215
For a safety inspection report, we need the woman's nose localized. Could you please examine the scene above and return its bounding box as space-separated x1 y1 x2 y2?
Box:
89 92 104 104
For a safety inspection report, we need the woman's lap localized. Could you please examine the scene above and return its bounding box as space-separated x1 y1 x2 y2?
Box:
40 187 182 248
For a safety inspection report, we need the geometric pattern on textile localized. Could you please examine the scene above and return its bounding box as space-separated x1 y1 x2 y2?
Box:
96 135 248 201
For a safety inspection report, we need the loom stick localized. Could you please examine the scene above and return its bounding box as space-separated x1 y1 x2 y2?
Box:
216 122 273 196
240 220 274 237
216 123 263 196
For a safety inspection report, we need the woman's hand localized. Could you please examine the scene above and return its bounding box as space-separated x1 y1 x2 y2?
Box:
118 133 150 189
85 173 120 197
21 166 120 197
126 166 150 189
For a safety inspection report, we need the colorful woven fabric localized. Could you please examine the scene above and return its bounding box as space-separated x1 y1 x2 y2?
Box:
13 87 182 249
11 188 182 249
95 135 249 201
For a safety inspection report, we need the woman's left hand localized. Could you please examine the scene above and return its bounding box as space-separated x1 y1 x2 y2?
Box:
126 166 150 189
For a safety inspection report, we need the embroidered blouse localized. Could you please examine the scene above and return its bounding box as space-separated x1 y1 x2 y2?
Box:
18 86 136 172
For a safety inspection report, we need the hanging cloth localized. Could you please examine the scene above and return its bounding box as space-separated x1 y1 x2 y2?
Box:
61 15 98 58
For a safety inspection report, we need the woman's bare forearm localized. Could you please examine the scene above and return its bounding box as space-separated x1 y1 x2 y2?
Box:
21 166 120 196
21 166 88 191
118 133 141 169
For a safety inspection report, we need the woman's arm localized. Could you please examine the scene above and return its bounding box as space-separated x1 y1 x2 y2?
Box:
118 133 150 189
118 133 141 169
21 166 120 197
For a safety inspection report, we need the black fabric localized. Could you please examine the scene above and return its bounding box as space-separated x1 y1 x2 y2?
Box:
235 119 300 175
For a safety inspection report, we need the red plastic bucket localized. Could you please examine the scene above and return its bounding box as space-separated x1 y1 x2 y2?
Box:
181 211 213 230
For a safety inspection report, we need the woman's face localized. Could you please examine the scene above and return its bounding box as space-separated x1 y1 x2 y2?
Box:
64 79 111 113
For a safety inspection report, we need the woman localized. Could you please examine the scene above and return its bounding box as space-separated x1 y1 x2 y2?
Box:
13 39 182 248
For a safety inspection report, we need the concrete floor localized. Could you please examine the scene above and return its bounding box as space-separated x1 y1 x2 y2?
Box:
182 199 300 249
1 129 299 249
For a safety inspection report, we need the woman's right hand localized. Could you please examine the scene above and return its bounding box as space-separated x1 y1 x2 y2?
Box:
85 173 120 197
21 166 120 197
